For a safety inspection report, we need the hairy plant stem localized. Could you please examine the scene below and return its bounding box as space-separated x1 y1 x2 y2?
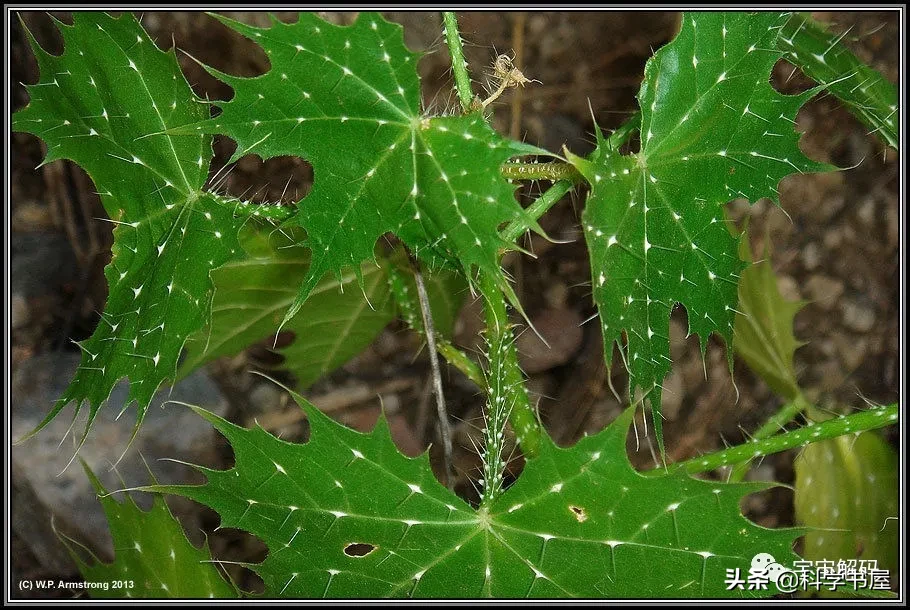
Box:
650 404 898 477
497 112 641 244
436 340 485 387
729 394 809 482
443 11 543 460
501 162 582 182
442 12 475 112
479 272 541 458
479 304 513 507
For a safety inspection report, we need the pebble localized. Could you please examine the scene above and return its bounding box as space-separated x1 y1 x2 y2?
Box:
840 297 877 333
544 283 568 309
823 229 843 250
834 335 868 371
857 197 877 227
776 275 802 302
804 275 844 310
801 242 822 271
11 352 229 572
11 293 29 330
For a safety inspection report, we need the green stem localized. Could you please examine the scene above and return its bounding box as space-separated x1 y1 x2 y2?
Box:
500 179 574 245
497 112 640 244
436 340 485 387
606 111 641 151
654 404 897 476
480 272 541 458
442 12 474 112
728 394 809 482
500 162 582 182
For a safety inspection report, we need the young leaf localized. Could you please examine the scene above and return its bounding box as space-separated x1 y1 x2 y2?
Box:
734 239 807 401
794 424 898 595
57 463 237 598
11 13 257 444
187 12 541 325
179 228 395 389
151 398 800 598
779 14 899 150
571 12 831 451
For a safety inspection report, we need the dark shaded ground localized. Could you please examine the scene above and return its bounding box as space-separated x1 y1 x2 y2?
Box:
9 10 900 598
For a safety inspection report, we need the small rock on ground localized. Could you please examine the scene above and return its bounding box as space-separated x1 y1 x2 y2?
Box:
11 352 229 574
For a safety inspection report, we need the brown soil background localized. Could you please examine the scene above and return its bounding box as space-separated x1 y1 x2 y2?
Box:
10 10 900 598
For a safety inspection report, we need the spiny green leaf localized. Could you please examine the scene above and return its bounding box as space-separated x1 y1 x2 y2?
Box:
779 14 898 149
179 227 395 388
571 12 831 452
11 13 259 443
150 398 799 598
188 12 541 325
56 462 237 598
795 421 898 596
734 238 807 401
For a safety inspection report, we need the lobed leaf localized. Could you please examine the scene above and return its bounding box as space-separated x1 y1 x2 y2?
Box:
733 238 806 400
12 13 264 444
151 396 800 598
571 12 832 451
779 14 898 149
186 12 541 325
794 422 898 596
180 230 467 387
179 227 395 388
57 463 237 598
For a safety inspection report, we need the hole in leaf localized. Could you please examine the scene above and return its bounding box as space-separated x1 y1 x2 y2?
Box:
770 58 815 96
247 331 296 367
270 330 297 350
569 505 588 522
343 542 377 558
208 138 313 207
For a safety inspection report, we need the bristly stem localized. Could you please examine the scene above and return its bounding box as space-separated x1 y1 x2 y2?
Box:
442 11 542 459
480 272 541 458
479 308 513 507
442 12 474 112
501 162 582 182
728 394 809 482
497 113 641 244
436 340 485 387
652 404 898 476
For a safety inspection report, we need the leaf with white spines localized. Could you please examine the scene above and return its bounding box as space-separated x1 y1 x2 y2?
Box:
571 12 832 452
184 12 542 325
12 13 270 446
57 463 237 598
778 13 898 150
150 395 800 598
179 227 396 388
734 238 807 401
